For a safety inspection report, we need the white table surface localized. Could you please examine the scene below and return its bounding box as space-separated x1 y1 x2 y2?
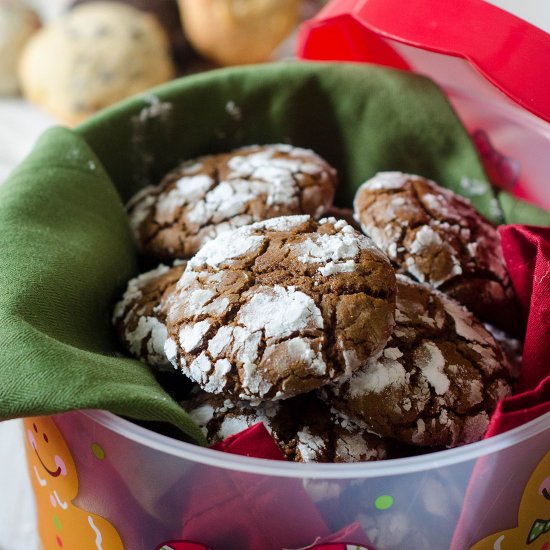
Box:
0 3 65 544
1 2 549 549
0 97 53 550
0 420 41 550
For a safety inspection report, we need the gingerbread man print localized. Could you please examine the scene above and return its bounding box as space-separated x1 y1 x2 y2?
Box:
24 416 124 550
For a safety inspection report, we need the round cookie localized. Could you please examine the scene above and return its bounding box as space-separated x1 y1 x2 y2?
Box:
69 0 198 71
326 275 513 448
113 262 186 369
0 0 40 95
19 2 175 125
353 172 518 334
178 0 300 66
183 391 390 463
128 144 338 261
164 215 396 402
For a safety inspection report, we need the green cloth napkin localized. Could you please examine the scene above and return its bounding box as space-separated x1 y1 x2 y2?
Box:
0 62 548 444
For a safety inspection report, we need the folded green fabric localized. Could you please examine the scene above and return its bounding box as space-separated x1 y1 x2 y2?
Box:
0 127 207 445
0 62 548 443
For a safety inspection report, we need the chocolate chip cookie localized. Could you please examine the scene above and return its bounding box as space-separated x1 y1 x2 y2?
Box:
165 215 396 402
113 262 186 369
127 144 338 260
326 275 513 448
353 172 518 334
19 2 175 125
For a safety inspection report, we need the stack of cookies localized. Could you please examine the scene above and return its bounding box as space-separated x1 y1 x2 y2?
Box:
113 144 518 463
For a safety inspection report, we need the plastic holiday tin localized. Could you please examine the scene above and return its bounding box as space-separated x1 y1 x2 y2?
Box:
22 2 550 549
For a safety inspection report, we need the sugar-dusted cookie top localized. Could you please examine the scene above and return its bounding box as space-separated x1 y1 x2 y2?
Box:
112 262 186 369
353 172 518 334
326 275 513 448
165 215 396 402
183 390 390 463
127 144 338 260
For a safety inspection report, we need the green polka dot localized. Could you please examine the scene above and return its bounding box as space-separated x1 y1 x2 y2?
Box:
91 442 105 460
53 515 61 531
374 494 394 510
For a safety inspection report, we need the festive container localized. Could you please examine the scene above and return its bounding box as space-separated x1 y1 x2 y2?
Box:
17 1 550 549
22 409 550 549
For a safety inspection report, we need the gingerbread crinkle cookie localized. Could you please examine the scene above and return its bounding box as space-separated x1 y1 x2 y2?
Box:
112 262 186 369
183 391 391 463
164 215 396 402
128 144 338 260
326 275 513 448
353 172 518 333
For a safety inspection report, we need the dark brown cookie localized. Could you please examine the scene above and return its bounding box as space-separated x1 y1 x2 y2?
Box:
353 172 518 334
326 275 513 448
112 262 186 369
183 391 390 463
165 215 396 402
127 144 338 261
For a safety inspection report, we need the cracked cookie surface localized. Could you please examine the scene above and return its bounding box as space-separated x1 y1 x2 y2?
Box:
165 215 396 401
353 172 517 334
127 143 338 260
113 262 186 369
326 275 513 448
183 390 390 463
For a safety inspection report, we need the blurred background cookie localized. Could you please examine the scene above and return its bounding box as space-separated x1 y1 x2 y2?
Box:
18 2 176 125
69 0 199 72
178 0 301 66
0 0 40 96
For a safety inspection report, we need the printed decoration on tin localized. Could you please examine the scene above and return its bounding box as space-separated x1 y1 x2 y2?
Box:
155 543 370 550
155 542 213 550
23 417 124 550
308 545 372 550
471 129 520 191
470 450 550 549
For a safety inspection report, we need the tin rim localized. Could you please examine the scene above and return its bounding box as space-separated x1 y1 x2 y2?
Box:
81 409 550 479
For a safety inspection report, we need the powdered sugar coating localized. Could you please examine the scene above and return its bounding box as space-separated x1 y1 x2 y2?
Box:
188 230 266 269
183 391 391 463
354 171 518 333
127 144 337 260
327 276 513 448
112 262 186 369
238 286 324 340
166 215 396 401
